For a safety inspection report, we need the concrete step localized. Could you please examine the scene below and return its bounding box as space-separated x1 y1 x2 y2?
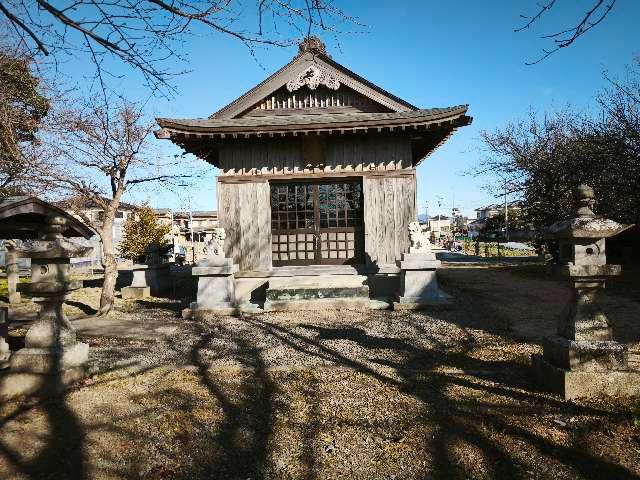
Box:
236 265 362 277
264 274 370 310
268 274 367 289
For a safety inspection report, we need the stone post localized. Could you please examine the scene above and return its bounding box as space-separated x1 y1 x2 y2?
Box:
395 221 449 309
0 215 93 399
122 245 172 299
190 228 238 316
5 243 21 304
532 184 639 399
0 307 10 369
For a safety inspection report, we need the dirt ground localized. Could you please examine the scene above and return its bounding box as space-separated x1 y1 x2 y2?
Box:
1 263 639 480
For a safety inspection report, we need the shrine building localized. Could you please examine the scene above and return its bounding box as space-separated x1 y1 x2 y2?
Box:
156 38 471 299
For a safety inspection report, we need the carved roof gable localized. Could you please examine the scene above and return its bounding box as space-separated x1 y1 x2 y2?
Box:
211 41 417 119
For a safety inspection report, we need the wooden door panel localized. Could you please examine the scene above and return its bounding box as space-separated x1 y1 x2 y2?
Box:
270 179 363 266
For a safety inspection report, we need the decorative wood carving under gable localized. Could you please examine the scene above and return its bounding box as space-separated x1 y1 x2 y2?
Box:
243 84 392 117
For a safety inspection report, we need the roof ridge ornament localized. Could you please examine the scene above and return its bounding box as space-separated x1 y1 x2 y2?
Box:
286 64 340 92
297 36 329 57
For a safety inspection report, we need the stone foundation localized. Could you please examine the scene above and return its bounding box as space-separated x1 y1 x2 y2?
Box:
122 286 151 300
191 261 238 315
0 367 87 398
263 274 370 312
396 252 448 306
532 354 640 400
541 336 628 372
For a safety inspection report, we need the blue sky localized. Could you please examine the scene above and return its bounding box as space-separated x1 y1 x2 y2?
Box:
61 1 639 217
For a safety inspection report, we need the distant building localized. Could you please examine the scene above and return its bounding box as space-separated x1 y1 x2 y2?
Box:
428 215 451 240
450 208 470 234
470 200 531 240
154 209 219 262
475 200 523 220
58 197 139 264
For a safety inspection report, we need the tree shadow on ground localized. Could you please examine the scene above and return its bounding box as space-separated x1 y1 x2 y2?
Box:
2 259 639 479
254 316 638 479
0 325 89 480
64 300 98 316
174 324 277 479
0 353 166 479
134 300 181 315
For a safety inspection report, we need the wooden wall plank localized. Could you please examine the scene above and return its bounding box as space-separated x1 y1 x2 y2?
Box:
393 177 402 259
218 182 240 262
363 177 378 268
383 177 395 263
256 182 272 270
225 181 273 271
239 183 257 270
362 171 416 267
220 136 413 176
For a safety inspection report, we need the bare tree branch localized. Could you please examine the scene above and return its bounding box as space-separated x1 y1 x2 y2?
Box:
516 0 617 65
0 1 356 97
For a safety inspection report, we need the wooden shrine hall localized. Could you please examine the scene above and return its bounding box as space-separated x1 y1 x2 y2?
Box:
156 37 471 302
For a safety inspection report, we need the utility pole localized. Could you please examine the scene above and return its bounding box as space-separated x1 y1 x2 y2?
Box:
189 209 194 262
504 182 509 242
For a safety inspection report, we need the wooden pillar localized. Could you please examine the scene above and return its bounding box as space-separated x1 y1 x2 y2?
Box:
5 247 20 304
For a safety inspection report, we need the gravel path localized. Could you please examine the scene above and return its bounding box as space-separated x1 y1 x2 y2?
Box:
1 264 639 480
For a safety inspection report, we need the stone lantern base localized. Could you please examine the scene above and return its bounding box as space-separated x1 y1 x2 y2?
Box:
532 352 640 400
122 263 172 299
0 293 89 399
532 279 640 399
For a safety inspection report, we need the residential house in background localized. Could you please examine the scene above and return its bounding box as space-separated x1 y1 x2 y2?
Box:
59 197 139 266
470 200 529 240
450 207 470 235
475 201 523 221
155 209 219 262
428 215 451 242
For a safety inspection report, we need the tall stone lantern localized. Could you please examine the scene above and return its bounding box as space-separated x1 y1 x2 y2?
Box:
532 184 638 399
0 215 93 398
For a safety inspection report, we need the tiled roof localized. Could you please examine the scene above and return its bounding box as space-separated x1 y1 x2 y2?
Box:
475 200 524 211
173 211 218 218
158 106 469 133
57 196 138 211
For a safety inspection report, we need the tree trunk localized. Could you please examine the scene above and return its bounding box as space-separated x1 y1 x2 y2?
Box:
98 219 117 315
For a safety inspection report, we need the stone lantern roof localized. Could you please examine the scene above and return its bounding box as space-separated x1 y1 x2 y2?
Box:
543 184 632 240
0 196 94 240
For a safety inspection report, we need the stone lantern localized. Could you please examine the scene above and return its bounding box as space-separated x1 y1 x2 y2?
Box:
532 184 639 399
0 215 93 398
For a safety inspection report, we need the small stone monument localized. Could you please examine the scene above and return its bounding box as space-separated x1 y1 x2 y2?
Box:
532 184 638 399
395 221 448 308
190 228 238 315
0 215 93 398
121 264 152 299
122 244 171 299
